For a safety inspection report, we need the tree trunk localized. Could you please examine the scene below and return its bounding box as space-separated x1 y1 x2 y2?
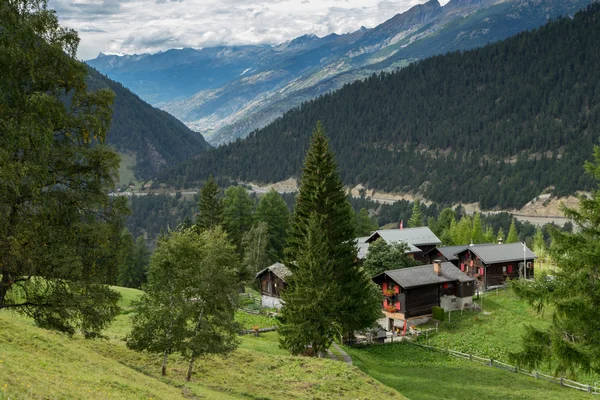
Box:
186 353 196 381
161 352 169 376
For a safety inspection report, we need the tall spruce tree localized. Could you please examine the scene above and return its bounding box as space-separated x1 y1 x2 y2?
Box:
511 147 600 375
282 123 380 351
223 185 255 250
356 208 377 236
195 176 223 232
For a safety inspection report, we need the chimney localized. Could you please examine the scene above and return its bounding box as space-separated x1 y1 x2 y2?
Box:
498 237 504 245
433 259 442 276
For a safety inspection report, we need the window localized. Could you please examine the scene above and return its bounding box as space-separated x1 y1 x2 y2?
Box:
267 282 272 294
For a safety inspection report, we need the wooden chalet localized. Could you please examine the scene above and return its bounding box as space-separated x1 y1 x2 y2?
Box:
365 227 442 262
453 243 537 290
372 261 476 330
423 243 492 266
255 262 291 309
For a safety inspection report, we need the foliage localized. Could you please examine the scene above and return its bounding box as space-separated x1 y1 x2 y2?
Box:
431 306 446 322
195 176 224 232
255 189 290 260
281 123 381 353
127 227 241 379
533 227 548 258
408 200 423 228
158 5 600 209
511 147 600 376
362 239 420 277
506 219 519 243
0 0 129 336
117 234 150 289
355 207 378 236
223 185 255 250
241 221 273 279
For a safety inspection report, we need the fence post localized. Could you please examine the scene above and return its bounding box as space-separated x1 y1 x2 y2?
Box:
490 358 494 367
514 365 518 373
535 372 538 380
588 385 592 393
469 354 472 361
560 377 564 387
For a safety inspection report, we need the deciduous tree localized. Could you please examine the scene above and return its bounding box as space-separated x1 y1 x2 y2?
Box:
363 239 419 278
0 0 128 336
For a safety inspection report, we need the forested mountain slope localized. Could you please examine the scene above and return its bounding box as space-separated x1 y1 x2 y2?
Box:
85 68 211 179
159 4 600 210
88 0 593 146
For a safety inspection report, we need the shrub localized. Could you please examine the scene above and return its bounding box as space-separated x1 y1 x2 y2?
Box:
432 306 446 321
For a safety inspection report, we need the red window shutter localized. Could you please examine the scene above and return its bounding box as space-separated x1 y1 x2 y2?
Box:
443 283 448 289
507 265 513 274
470 260 474 267
383 299 388 308
382 282 388 292
460 263 465 271
394 286 400 294
479 267 484 275
395 301 401 310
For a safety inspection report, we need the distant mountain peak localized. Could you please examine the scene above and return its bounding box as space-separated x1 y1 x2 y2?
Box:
97 51 125 58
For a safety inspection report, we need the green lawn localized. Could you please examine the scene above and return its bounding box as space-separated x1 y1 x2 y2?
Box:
116 152 137 188
415 289 600 384
344 342 593 400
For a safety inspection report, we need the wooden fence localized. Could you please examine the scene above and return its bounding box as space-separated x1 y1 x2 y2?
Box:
412 343 599 395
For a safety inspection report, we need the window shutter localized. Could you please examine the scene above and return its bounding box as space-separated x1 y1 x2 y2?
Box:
443 283 449 289
395 301 401 310
383 299 388 308
460 263 465 271
382 282 388 292
394 286 400 294
479 267 484 275
507 265 513 274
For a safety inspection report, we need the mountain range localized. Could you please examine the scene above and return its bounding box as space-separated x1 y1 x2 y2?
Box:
156 3 600 211
87 0 594 146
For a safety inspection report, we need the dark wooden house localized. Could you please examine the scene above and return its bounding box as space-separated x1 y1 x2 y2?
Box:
423 243 492 266
453 243 536 290
372 261 476 329
365 227 442 263
255 262 291 309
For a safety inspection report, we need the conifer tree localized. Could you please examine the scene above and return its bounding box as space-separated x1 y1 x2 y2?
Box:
356 208 377 236
506 219 519 243
255 189 290 260
223 185 255 250
472 213 485 244
195 176 223 232
408 200 423 228
511 147 600 375
282 122 380 352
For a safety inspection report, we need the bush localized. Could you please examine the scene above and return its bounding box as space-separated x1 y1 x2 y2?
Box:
432 306 446 321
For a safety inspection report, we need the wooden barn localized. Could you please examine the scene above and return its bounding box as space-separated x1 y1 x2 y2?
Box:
255 262 291 309
453 242 536 290
372 261 476 330
364 227 442 262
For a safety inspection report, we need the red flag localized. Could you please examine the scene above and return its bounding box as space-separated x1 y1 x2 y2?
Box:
402 319 407 336
399 219 403 230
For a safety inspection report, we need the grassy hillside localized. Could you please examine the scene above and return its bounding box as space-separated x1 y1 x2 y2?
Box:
0 287 403 399
413 289 600 384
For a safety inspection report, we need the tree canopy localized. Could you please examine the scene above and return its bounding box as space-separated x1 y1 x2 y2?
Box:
0 0 128 336
511 147 600 376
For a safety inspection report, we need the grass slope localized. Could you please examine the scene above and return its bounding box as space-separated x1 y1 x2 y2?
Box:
416 289 600 384
344 342 592 400
0 286 403 399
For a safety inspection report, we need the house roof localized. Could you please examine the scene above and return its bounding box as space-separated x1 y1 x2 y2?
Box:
255 262 292 282
431 243 493 261
455 242 537 264
366 227 441 247
374 262 475 289
356 236 370 259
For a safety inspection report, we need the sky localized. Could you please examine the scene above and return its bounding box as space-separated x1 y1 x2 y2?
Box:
48 0 449 60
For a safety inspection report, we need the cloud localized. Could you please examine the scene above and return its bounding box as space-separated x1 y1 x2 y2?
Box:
48 0 444 60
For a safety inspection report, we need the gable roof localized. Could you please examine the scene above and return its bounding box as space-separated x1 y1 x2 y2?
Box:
374 262 475 289
455 242 537 264
366 227 441 247
356 236 371 259
431 243 493 261
255 262 292 282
